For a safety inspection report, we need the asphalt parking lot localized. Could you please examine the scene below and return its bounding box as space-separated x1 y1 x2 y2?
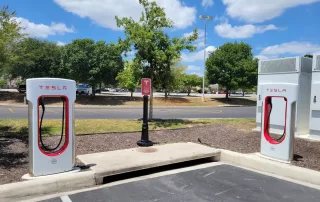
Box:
41 164 320 202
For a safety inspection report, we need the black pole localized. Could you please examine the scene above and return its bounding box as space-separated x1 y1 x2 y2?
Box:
137 95 153 147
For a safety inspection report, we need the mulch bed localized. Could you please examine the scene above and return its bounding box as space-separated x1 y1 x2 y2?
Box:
1 125 319 185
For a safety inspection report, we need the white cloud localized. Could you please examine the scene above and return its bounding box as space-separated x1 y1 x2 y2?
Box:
202 0 214 8
14 17 75 38
182 46 216 62
261 41 320 55
54 0 196 30
124 50 136 57
214 22 279 39
195 41 205 48
187 65 201 71
256 41 320 59
214 15 228 22
222 0 320 23
56 41 66 46
254 55 278 60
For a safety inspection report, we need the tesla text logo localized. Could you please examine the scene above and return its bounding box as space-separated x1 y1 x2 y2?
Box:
141 78 151 96
266 88 286 93
39 85 67 90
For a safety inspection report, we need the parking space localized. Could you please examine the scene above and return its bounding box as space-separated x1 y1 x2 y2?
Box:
41 164 320 202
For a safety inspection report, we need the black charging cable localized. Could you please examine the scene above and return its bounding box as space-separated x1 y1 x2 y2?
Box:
39 97 65 152
266 97 286 141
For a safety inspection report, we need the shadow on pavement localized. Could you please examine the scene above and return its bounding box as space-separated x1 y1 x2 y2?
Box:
151 119 209 128
211 97 256 106
0 92 25 103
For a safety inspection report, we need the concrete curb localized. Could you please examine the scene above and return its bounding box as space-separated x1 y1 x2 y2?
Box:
77 142 221 185
0 170 96 202
218 149 320 186
1 147 319 201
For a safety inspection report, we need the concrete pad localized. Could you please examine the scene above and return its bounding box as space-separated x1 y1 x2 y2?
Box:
0 170 96 202
77 142 220 184
219 149 320 186
296 134 320 142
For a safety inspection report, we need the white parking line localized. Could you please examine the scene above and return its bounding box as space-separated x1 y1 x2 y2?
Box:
60 195 72 202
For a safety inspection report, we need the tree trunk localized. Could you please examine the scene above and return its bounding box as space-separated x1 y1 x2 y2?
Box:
130 91 133 98
188 89 191 96
165 89 168 99
92 85 96 96
99 83 102 90
226 89 229 99
242 91 245 97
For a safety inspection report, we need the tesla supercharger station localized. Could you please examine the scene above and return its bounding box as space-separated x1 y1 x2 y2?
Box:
309 54 320 138
255 57 313 136
260 83 297 162
26 78 76 177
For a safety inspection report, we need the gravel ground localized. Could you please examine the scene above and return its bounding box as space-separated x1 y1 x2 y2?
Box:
1 125 319 185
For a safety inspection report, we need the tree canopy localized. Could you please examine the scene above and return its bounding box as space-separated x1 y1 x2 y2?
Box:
182 74 202 96
304 54 313 58
62 39 124 94
206 42 258 98
0 6 23 75
116 60 141 98
8 38 64 79
115 0 198 119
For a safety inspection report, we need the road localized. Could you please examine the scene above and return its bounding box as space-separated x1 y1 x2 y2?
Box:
0 105 255 119
36 164 320 202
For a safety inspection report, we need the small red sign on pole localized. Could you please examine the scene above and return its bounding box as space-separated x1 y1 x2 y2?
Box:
141 78 151 96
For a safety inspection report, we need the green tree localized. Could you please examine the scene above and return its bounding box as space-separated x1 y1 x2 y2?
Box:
0 6 23 76
93 41 124 90
304 54 313 58
8 38 64 80
63 38 95 86
156 34 198 99
116 61 140 98
0 78 6 88
206 42 256 99
237 58 258 96
182 74 202 96
63 39 124 95
162 62 187 96
115 0 198 119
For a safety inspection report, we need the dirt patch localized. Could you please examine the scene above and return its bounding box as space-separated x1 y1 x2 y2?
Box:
1 125 319 185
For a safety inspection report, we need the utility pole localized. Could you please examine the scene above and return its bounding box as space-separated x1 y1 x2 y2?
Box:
199 15 212 102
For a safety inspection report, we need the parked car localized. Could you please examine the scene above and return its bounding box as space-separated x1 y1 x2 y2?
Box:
76 83 92 95
18 84 26 93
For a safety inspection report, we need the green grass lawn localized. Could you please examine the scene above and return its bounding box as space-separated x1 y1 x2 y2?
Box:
0 118 255 136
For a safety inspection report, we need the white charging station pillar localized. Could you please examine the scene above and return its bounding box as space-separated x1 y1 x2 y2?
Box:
255 57 313 136
309 54 320 138
260 83 297 162
26 78 76 176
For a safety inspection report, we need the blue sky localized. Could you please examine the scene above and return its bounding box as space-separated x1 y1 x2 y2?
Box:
3 0 320 76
